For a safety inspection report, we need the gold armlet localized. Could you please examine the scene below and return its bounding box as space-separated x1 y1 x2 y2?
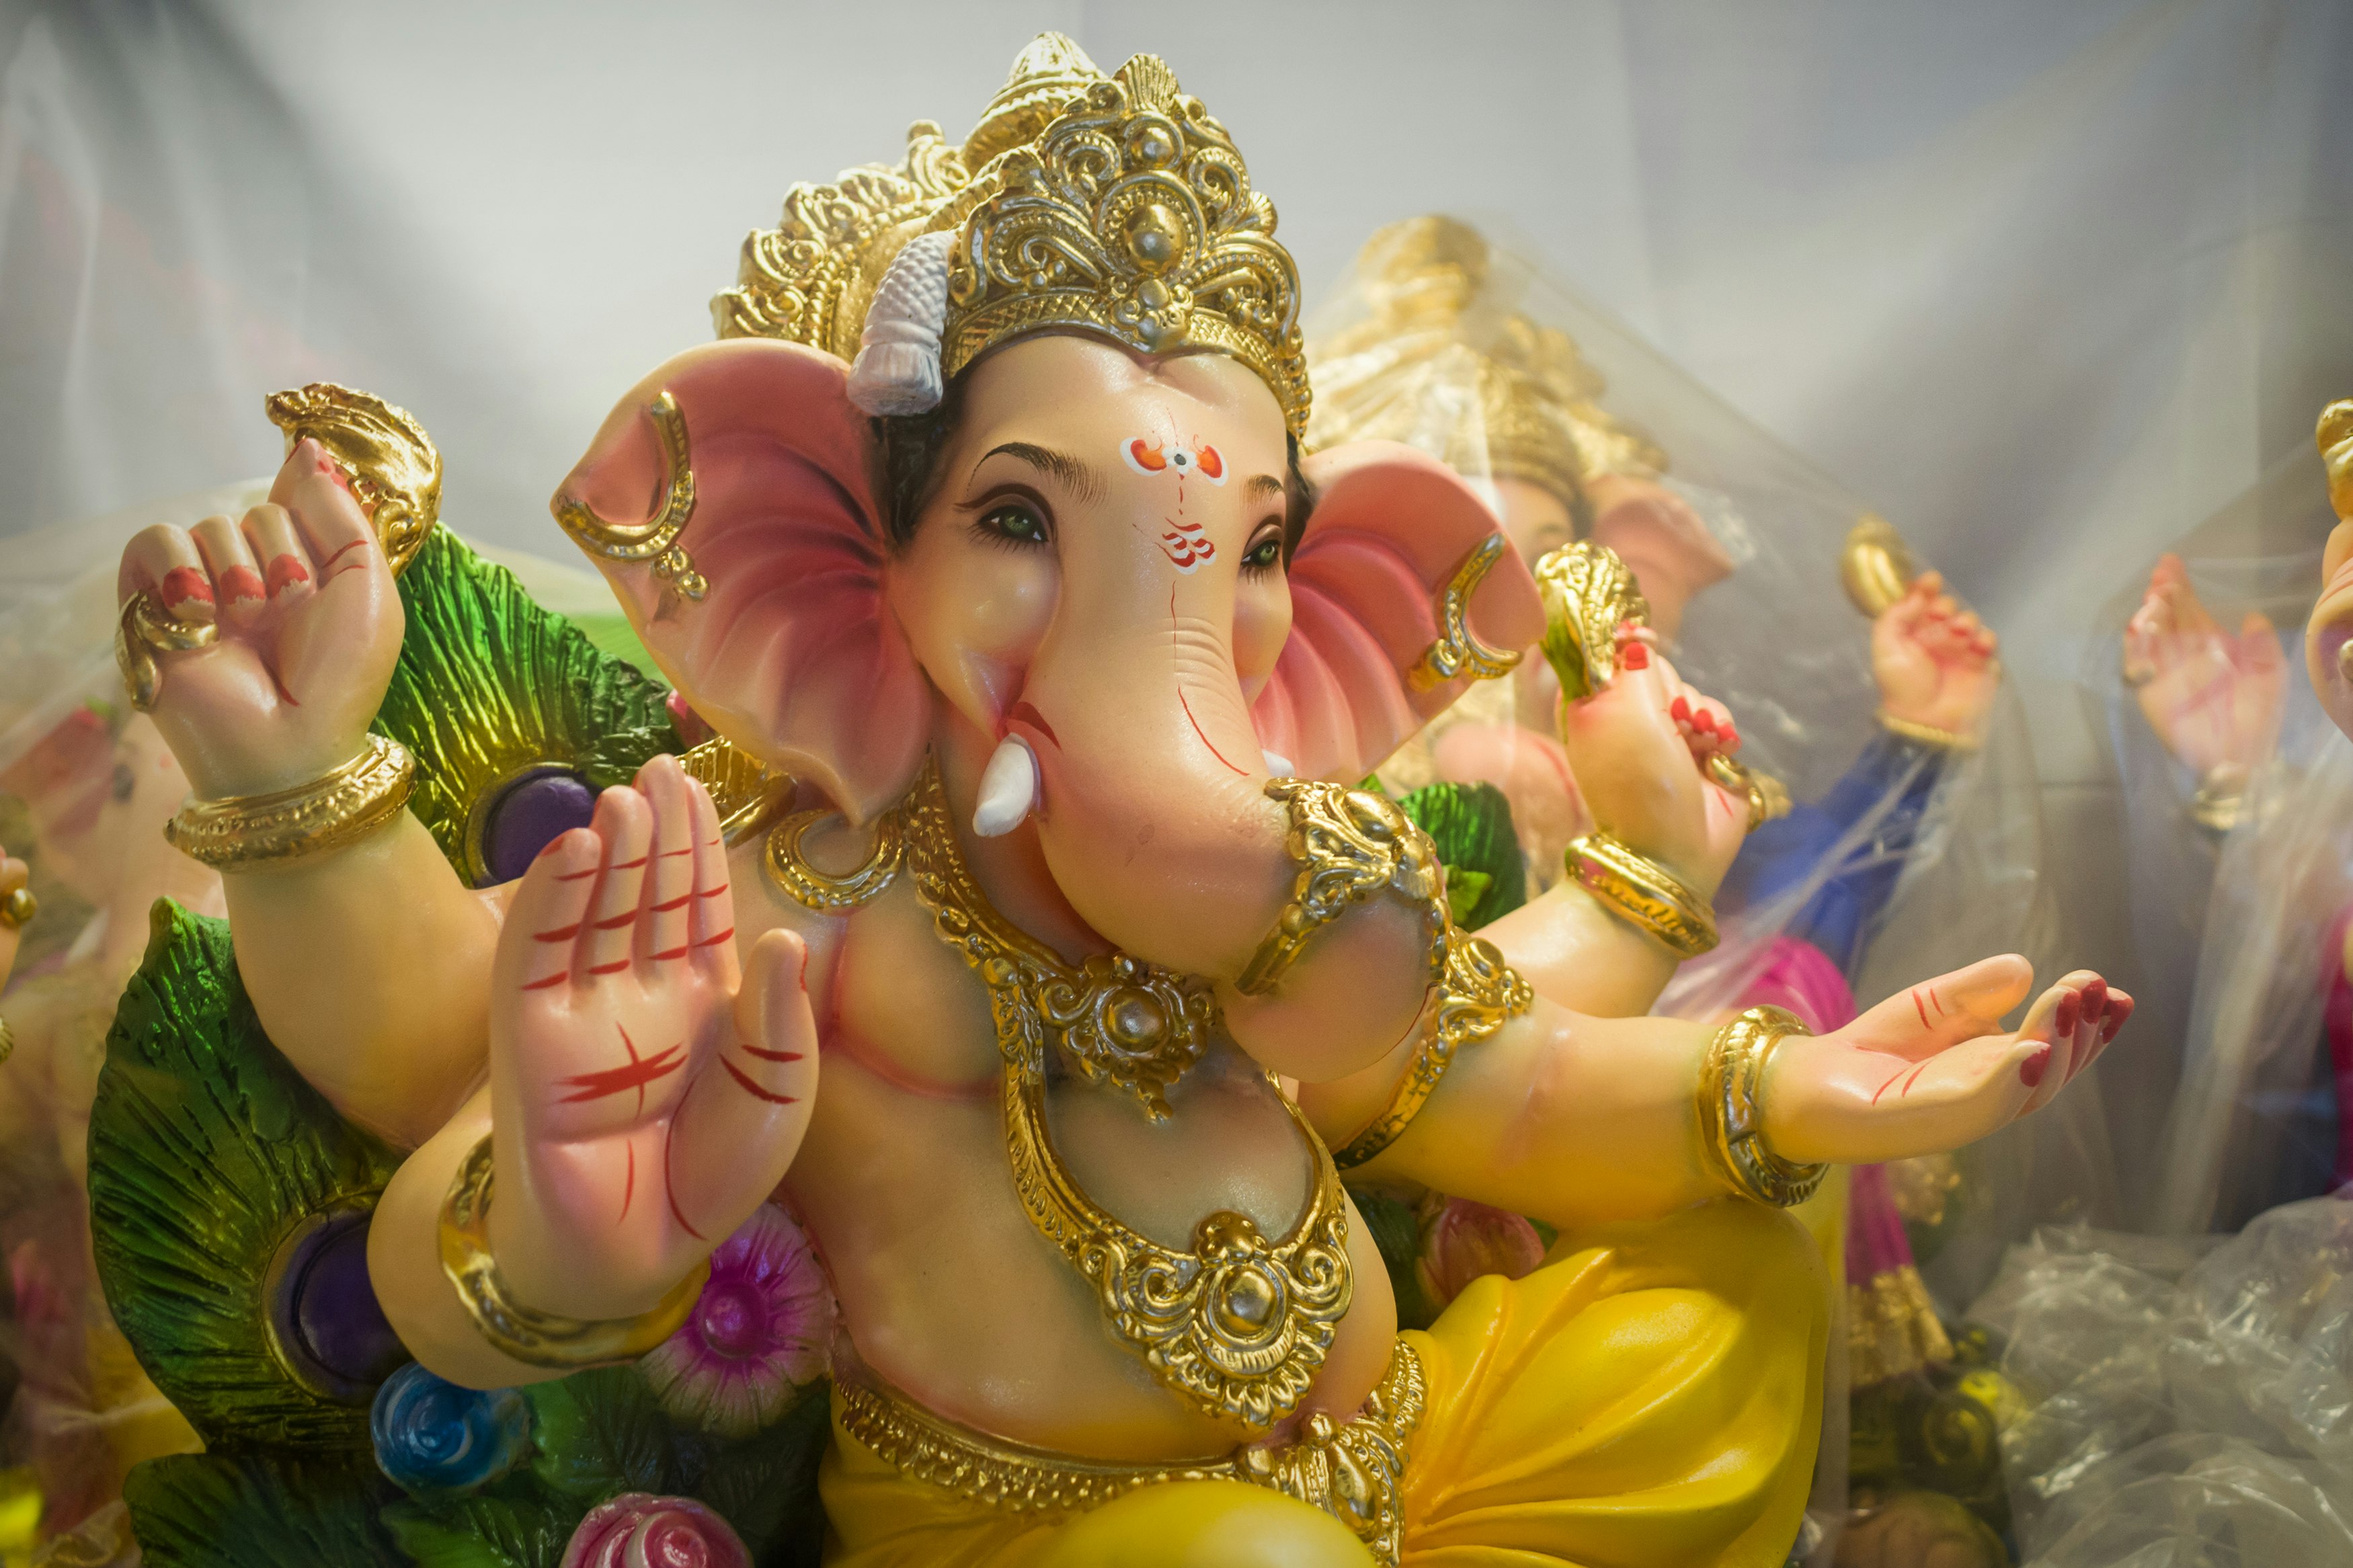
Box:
164 735 415 870
438 1135 708 1370
1705 754 1792 834
1239 781 1444 997
1876 711 1979 753
1698 1005 1827 1208
764 805 906 911
1332 928 1531 1170
1562 831 1717 958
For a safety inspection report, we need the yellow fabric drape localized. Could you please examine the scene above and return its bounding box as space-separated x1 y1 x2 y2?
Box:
820 1196 1828 1567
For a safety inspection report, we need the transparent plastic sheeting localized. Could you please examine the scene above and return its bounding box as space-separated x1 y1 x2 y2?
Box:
2081 452 2347 1236
1967 1198 2353 1567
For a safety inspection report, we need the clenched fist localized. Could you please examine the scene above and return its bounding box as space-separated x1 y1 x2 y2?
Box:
116 439 402 801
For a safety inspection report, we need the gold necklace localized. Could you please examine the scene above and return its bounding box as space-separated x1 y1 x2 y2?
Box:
902 763 1354 1431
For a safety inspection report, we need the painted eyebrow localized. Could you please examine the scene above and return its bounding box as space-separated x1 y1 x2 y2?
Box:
1244 473 1284 499
971 442 1103 503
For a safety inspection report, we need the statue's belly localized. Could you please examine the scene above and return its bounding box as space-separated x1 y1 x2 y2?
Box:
785 1036 1397 1463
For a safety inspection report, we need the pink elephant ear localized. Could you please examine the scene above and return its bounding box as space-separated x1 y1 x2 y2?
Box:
1253 441 1546 782
552 338 927 825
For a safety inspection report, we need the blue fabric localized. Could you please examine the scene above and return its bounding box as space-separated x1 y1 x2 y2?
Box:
1718 735 1945 979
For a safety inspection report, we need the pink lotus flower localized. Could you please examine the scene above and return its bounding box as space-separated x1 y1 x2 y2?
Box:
560 1493 750 1568
639 1204 830 1436
1417 1196 1546 1311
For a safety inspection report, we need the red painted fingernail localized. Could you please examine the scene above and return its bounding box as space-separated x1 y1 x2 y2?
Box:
2081 979 2107 1018
265 554 311 595
2102 996 2133 1042
1671 696 1691 721
218 565 265 604
2055 992 2080 1037
160 567 214 608
1620 642 1650 670
2020 1046 2050 1087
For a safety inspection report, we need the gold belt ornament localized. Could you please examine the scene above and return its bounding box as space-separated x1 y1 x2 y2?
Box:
902 764 1353 1431
836 1339 1425 1565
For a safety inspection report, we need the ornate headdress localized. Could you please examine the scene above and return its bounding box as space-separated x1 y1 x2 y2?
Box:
713 35 1310 437
1308 216 1664 514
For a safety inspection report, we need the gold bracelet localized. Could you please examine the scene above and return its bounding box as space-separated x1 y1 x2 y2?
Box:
1333 927 1532 1169
0 885 35 930
1562 831 1718 958
1239 780 1445 997
1876 710 1979 753
1698 1005 1826 1208
438 1134 709 1369
165 735 415 870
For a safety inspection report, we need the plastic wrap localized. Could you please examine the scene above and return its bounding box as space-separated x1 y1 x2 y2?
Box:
1966 1198 2353 1566
2083 450 2347 1234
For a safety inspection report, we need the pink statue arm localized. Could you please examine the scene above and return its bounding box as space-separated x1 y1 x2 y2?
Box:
1300 956 2128 1231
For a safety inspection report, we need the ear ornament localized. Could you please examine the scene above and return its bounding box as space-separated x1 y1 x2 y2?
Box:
1408 534 1525 692
553 390 706 600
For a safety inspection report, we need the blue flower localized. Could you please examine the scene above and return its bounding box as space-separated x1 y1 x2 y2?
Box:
370 1362 531 1494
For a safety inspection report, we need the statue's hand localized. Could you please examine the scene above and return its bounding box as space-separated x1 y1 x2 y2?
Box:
1556 628 1749 897
1761 956 2128 1165
115 439 402 800
485 753 815 1321
1874 571 2002 739
2125 554 2285 778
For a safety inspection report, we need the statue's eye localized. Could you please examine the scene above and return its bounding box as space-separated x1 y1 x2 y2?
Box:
978 502 1049 546
1241 533 1283 571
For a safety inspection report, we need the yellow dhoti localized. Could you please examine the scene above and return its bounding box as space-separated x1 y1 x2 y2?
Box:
821 1198 1828 1567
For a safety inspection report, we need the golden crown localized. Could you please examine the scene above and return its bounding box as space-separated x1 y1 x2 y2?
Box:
713 36 1310 437
1309 216 1663 509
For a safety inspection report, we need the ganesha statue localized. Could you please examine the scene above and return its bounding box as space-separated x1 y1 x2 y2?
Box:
81 34 2126 1568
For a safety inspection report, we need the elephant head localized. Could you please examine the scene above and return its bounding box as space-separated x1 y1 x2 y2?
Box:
551 331 1542 990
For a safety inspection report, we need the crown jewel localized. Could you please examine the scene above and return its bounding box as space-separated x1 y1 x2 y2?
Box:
713 36 1310 438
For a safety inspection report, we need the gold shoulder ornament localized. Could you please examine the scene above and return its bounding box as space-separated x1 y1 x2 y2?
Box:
1332 925 1532 1169
1240 780 1445 998
763 804 907 912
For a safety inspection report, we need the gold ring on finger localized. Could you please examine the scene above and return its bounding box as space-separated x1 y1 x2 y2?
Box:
115 591 218 712
0 886 34 930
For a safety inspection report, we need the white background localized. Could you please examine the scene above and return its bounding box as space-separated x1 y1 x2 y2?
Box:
3 0 2349 1016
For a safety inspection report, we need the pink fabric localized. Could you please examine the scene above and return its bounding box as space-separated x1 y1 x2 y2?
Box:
555 339 930 825
1741 934 1858 1035
2325 907 2353 1192
1253 442 1544 783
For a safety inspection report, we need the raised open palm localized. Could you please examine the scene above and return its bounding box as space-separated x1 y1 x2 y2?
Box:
116 440 403 799
2124 553 2286 781
486 754 816 1321
1764 955 2129 1165
1874 571 2001 739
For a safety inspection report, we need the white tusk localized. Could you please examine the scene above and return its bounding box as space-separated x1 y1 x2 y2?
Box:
1262 750 1294 777
973 734 1040 837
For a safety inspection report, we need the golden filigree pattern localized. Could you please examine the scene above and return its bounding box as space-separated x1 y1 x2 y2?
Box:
1332 926 1533 1170
1533 541 1649 703
945 54 1310 438
1408 534 1525 691
551 390 705 600
678 737 792 845
165 735 416 870
836 1342 1423 1565
264 382 442 577
1562 831 1718 958
1699 1005 1827 1208
762 806 907 913
1240 780 1445 997
114 591 218 714
902 766 1350 1429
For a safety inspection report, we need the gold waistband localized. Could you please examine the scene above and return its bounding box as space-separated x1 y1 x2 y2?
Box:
835 1339 1425 1565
